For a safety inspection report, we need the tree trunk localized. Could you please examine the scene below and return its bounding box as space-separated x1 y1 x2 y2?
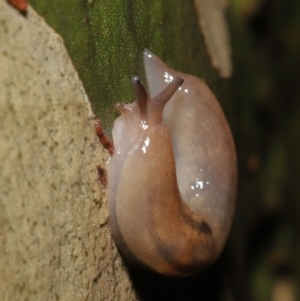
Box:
0 2 136 300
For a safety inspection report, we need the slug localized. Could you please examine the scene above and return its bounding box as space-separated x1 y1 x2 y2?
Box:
107 49 237 276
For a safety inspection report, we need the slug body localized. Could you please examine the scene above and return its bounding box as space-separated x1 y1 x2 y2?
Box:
108 50 237 276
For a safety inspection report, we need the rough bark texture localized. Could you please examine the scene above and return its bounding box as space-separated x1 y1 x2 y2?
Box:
0 2 137 300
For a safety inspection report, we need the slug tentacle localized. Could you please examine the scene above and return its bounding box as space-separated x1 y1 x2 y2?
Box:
153 76 184 108
107 50 237 276
131 76 148 119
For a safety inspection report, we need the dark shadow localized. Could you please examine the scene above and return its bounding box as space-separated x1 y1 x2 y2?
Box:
122 250 232 301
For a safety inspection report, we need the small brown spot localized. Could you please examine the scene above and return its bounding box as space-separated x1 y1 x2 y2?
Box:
199 220 212 235
181 211 212 235
94 116 114 155
97 166 107 187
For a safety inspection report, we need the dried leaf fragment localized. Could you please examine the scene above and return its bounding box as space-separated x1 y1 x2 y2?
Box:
194 0 232 78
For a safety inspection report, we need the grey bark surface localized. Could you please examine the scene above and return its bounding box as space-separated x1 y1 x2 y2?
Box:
0 2 136 300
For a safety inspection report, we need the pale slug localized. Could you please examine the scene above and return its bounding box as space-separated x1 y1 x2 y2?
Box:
107 49 237 276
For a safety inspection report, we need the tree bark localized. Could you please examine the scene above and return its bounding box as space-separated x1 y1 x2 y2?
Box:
0 2 137 300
